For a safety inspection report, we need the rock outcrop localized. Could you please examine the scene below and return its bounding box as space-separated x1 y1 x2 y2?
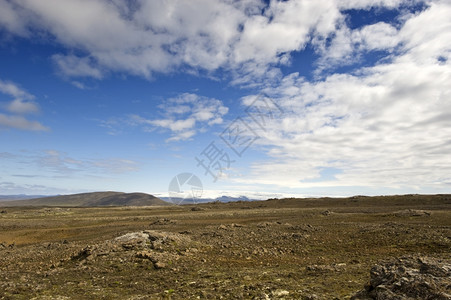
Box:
352 257 451 300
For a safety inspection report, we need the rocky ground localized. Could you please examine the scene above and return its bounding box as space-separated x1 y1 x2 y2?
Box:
352 256 451 299
0 196 450 299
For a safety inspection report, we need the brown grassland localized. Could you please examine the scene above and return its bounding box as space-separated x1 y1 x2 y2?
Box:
0 194 450 299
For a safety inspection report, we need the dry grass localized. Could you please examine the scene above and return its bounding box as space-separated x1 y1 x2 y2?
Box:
0 195 450 299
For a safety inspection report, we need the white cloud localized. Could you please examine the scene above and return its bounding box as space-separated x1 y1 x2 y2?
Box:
0 0 347 83
6 98 39 114
91 158 139 174
0 79 47 130
150 118 196 133
399 1 451 64
70 81 87 90
337 0 407 10
53 54 103 79
2 0 449 194
38 149 83 173
0 79 33 100
0 150 141 195
33 150 140 175
232 1 338 64
132 93 228 142
0 0 29 36
232 2 451 191
1 0 433 85
312 1 451 75
0 79 39 114
0 181 59 195
0 113 48 131
313 19 402 74
357 22 399 51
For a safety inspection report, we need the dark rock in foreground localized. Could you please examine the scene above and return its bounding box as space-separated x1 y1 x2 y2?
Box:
352 257 451 300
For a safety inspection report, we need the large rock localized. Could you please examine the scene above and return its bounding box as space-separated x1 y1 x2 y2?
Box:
351 257 451 299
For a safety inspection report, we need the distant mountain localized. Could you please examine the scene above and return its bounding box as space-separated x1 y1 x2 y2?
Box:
215 195 251 202
0 192 169 207
160 195 254 204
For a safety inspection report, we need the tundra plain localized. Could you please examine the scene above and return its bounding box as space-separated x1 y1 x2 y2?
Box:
1 195 450 299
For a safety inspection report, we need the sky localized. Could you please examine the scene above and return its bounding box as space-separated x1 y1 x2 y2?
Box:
0 0 450 199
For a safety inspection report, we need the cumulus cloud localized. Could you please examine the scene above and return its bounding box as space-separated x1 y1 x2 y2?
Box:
337 0 407 10
313 19 402 73
0 0 29 35
0 0 344 82
0 79 48 131
53 54 103 79
1 0 429 84
132 93 228 142
3 0 429 84
233 1 451 190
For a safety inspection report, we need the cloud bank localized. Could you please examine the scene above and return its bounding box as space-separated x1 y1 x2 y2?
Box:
233 1 451 191
0 0 406 83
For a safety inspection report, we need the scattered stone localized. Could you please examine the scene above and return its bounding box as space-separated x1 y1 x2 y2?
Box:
1 210 7 214
115 232 149 243
136 251 167 269
136 251 155 261
283 232 310 239
115 230 192 254
153 261 166 269
272 289 289 297
306 264 335 272
257 222 279 228
231 223 245 228
303 294 319 300
419 257 451 277
71 246 93 261
149 218 174 225
321 210 331 216
351 257 451 300
394 209 431 217
289 224 315 232
31 296 71 300
191 206 204 211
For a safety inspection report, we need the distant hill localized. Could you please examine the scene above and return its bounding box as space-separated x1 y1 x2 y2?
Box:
0 192 169 207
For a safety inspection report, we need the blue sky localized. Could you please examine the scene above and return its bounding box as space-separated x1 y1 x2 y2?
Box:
1 0 450 198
